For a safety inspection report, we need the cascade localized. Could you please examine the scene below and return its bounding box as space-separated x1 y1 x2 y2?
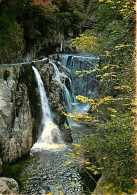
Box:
32 66 63 148
57 54 101 115
49 60 73 116
59 54 100 98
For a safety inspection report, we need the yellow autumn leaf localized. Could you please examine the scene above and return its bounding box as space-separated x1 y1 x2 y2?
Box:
111 6 116 9
108 107 117 113
68 149 72 152
92 69 97 72
131 108 136 113
72 103 78 105
65 161 72 165
59 190 64 195
76 150 81 155
103 72 110 77
72 143 81 148
94 171 99 175
75 70 81 74
134 179 137 184
102 65 109 70
104 183 113 189
85 161 91 165
79 161 84 163
56 184 62 189
64 154 71 157
110 114 116 117
106 0 112 3
86 167 93 170
131 101 137 106
123 5 128 8
45 192 54 195
79 74 83 77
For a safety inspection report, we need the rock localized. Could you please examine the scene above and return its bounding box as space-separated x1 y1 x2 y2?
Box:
1 80 33 163
3 138 20 163
0 177 19 195
0 64 33 164
0 159 2 174
92 174 107 195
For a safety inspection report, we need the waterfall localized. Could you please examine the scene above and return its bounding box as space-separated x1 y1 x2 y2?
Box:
50 60 61 83
59 54 100 98
59 54 70 67
49 61 73 119
60 40 63 52
58 54 101 116
32 66 63 149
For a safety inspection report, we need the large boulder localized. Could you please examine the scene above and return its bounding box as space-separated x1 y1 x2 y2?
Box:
0 177 19 195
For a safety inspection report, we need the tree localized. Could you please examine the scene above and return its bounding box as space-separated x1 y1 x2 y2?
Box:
68 0 136 193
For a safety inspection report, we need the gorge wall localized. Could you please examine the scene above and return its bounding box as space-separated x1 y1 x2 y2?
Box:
0 59 72 168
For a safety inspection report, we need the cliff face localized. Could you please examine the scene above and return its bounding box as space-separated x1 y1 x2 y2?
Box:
0 59 72 166
0 64 34 164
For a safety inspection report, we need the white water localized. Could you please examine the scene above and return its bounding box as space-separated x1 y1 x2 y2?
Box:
32 66 64 150
49 61 73 122
50 60 61 83
61 40 63 52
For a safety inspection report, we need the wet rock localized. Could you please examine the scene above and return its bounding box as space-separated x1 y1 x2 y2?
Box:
56 61 71 79
0 177 19 195
35 61 73 143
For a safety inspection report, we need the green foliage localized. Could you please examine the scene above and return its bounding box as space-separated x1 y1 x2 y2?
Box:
0 8 24 63
81 113 135 194
0 0 86 63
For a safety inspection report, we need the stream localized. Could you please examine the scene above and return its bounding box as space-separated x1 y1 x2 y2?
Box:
4 124 95 195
